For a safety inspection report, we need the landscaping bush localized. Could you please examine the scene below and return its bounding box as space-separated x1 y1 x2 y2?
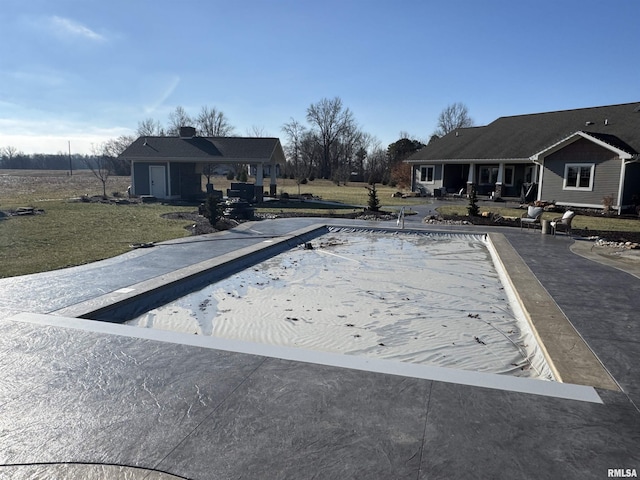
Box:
203 194 222 227
367 184 380 212
467 186 479 216
236 169 248 182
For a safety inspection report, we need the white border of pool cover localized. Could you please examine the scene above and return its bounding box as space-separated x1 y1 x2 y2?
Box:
9 311 601 403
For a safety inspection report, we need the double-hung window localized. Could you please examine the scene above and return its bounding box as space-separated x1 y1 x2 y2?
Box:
563 163 594 190
420 165 435 183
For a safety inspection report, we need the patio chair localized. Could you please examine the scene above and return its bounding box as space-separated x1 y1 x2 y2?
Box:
550 210 575 236
417 186 429 197
520 206 544 231
452 188 466 198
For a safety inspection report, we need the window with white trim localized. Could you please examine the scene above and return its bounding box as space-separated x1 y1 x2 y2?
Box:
420 165 435 183
563 163 594 190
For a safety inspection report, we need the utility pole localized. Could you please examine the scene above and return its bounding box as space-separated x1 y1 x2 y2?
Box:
68 141 73 176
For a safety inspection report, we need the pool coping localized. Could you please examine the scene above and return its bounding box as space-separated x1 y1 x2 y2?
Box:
488 233 619 391
51 223 619 393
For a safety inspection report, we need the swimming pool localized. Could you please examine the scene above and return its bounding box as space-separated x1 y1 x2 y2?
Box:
127 228 554 380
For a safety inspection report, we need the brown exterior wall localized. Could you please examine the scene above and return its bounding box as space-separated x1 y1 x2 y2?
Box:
540 138 621 208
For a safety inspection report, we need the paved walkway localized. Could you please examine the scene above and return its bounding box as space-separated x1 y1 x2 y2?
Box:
0 211 638 479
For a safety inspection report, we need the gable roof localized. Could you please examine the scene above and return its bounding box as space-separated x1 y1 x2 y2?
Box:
532 131 637 161
120 136 286 164
406 102 640 163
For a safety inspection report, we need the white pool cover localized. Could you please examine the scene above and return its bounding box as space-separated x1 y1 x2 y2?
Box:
128 228 554 380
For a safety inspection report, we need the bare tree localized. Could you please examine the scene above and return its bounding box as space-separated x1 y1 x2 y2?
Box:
299 130 321 180
0 146 20 169
306 97 355 180
85 143 113 197
332 122 363 184
137 118 164 137
365 147 388 184
434 102 474 137
196 106 235 136
103 135 136 176
167 106 193 136
282 118 306 176
246 125 267 137
282 118 308 194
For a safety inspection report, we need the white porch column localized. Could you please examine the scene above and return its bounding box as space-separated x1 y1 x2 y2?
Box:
255 163 264 187
255 163 264 203
270 163 277 196
495 162 505 198
130 160 135 196
496 163 504 184
466 163 476 195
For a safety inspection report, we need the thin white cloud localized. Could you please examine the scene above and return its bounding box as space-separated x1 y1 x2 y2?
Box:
144 76 181 114
49 15 106 42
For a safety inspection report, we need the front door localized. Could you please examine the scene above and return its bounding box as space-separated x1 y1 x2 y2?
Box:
149 166 166 198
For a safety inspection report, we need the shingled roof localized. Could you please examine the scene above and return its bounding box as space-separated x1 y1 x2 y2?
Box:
406 102 640 163
120 136 286 164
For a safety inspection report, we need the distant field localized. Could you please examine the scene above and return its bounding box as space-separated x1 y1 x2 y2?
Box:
0 170 131 206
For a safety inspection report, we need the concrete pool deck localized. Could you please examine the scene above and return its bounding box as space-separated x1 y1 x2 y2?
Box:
0 213 638 479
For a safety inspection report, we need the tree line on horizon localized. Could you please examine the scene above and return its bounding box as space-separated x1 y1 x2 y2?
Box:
0 100 473 189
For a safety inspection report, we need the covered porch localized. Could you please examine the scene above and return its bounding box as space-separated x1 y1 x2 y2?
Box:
411 160 539 201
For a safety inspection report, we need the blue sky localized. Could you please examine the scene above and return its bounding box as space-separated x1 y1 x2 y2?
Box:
1 0 638 155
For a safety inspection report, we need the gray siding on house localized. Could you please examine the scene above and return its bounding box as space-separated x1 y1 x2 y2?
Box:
414 164 444 192
171 162 201 198
170 163 180 196
540 138 621 207
133 163 150 195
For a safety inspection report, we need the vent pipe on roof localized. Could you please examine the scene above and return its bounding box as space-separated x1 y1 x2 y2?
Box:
604 119 609 126
585 121 594 126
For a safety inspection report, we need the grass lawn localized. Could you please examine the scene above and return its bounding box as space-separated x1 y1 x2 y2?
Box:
271 178 420 207
0 171 195 277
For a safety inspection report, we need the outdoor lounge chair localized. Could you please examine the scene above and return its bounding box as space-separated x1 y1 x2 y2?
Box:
520 206 544 231
452 187 465 198
550 210 575 236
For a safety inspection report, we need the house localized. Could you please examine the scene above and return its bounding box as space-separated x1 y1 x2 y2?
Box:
119 127 286 202
405 102 640 212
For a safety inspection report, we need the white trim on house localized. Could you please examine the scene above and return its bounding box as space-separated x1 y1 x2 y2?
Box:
532 131 633 161
617 160 627 213
555 201 604 209
562 163 595 191
406 157 529 165
419 165 435 184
